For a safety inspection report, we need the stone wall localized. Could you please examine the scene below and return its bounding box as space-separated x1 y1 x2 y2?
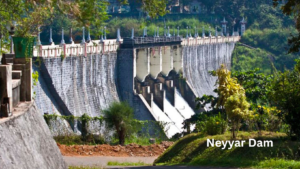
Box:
0 102 67 169
33 53 119 117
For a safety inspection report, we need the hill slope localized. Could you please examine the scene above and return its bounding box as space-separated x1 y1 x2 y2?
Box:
154 132 300 169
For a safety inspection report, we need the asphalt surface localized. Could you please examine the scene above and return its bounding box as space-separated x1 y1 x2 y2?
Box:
64 156 156 167
64 156 238 169
109 166 238 169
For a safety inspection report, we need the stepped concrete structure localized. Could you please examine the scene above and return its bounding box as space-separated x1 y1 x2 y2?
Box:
0 56 67 169
32 27 240 138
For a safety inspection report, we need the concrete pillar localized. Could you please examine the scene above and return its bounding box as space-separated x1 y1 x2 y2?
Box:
60 28 65 45
131 28 134 39
104 26 107 40
165 79 174 106
149 47 162 79
117 28 121 42
13 58 32 102
135 48 150 82
134 80 152 106
100 27 104 42
81 27 86 44
154 83 164 111
0 64 12 116
161 46 173 76
221 17 228 35
70 27 74 43
37 27 41 46
49 28 53 44
87 27 91 42
142 85 151 106
173 45 182 73
240 17 247 36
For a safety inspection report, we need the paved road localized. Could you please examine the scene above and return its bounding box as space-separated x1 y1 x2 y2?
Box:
64 156 237 169
109 167 237 169
64 156 156 167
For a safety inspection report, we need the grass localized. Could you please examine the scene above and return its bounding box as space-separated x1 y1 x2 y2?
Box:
55 134 166 146
68 162 150 169
107 161 151 166
154 131 300 168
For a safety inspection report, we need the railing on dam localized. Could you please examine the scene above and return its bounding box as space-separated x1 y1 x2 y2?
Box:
181 36 241 46
124 36 182 44
33 39 122 57
33 35 240 57
122 36 182 48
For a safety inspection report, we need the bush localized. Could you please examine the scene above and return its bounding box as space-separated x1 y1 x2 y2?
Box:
196 113 227 135
54 134 106 145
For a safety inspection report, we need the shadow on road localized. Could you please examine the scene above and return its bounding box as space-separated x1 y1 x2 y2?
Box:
108 166 237 169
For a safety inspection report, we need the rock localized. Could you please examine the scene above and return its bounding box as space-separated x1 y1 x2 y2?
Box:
113 147 120 152
149 138 156 144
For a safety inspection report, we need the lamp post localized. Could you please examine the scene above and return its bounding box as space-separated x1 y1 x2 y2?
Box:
6 21 17 54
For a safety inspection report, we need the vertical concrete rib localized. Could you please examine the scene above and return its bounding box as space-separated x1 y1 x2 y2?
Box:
173 45 183 73
149 47 162 79
135 48 150 82
161 46 173 76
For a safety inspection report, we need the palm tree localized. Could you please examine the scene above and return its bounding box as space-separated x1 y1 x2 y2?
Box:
103 102 134 145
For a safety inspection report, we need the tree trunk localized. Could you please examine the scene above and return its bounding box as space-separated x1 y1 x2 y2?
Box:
118 129 126 146
232 121 236 139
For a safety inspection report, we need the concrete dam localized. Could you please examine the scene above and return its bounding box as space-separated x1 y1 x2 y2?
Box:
33 35 240 138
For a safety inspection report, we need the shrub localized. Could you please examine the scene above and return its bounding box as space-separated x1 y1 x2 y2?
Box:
196 113 227 135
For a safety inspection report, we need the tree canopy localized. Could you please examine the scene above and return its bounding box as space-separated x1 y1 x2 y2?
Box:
273 0 300 53
0 0 167 37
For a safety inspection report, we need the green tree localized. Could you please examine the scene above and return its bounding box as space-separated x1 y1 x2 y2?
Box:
232 68 273 104
225 93 253 139
215 65 252 139
215 64 245 109
102 101 134 145
268 59 300 139
0 0 167 38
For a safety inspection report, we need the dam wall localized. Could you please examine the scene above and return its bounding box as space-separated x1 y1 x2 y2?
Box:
32 36 239 137
33 53 119 117
182 42 236 98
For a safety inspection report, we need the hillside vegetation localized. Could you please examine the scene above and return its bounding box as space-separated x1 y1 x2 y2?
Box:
154 132 300 169
231 4 298 73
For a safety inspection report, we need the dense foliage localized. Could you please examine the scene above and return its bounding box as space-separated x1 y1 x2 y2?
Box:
195 113 227 135
268 60 300 139
231 3 298 73
0 0 167 38
273 0 300 53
